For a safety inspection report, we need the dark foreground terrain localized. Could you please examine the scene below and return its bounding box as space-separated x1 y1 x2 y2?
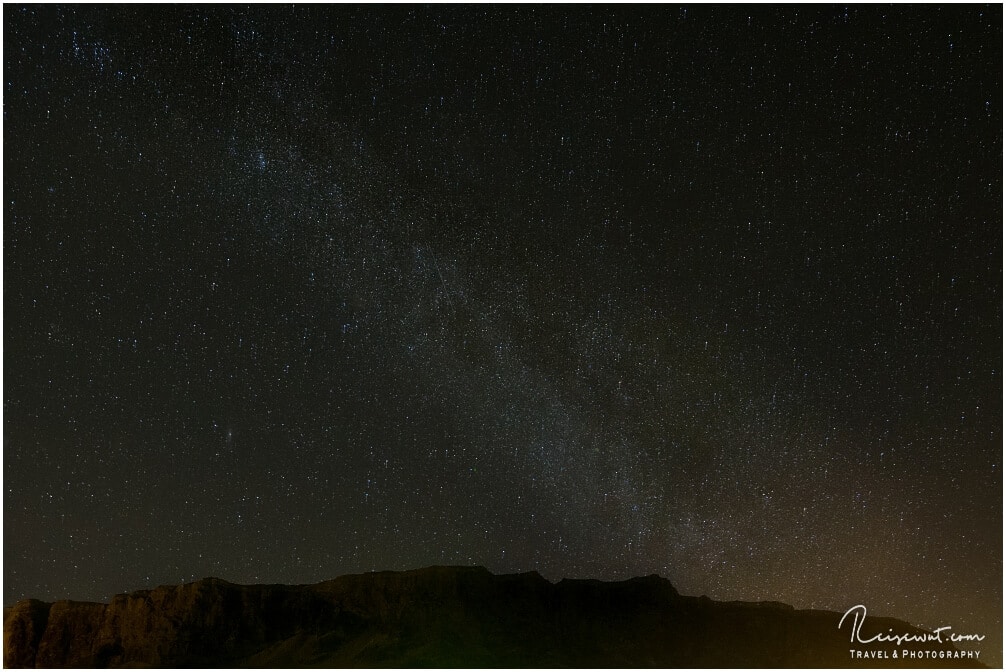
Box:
3 566 985 667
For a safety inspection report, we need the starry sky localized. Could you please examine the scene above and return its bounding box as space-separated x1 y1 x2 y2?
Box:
4 4 1002 663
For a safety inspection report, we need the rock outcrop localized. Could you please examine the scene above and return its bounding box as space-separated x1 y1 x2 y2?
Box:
3 566 984 667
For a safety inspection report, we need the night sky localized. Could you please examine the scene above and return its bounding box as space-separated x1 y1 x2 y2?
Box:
4 4 1002 663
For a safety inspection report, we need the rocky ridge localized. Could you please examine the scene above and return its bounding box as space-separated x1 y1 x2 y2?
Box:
3 566 983 667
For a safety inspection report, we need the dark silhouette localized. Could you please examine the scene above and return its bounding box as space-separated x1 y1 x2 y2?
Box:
3 566 985 668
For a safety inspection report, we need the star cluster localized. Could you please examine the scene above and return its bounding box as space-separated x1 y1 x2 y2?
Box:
4 5 1001 664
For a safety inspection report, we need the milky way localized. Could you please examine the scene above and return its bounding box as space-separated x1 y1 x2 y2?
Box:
5 5 1001 664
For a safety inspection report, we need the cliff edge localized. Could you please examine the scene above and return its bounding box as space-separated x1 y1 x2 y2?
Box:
3 566 984 668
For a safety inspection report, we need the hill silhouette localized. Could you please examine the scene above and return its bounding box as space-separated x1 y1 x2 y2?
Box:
3 566 985 667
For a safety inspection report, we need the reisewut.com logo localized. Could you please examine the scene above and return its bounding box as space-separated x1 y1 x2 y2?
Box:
839 604 985 662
